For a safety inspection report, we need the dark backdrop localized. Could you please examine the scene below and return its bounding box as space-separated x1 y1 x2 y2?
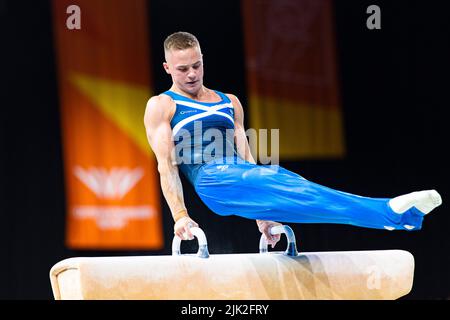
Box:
1 0 449 299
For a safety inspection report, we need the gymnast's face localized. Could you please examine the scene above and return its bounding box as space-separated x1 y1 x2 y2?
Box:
163 46 204 96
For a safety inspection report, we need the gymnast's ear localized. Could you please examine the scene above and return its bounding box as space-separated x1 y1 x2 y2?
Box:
163 62 171 74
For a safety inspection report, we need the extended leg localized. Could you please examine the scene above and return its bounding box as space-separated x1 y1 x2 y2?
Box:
195 163 441 231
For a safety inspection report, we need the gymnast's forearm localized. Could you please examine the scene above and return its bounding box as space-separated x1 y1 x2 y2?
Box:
239 144 256 164
235 128 256 164
158 162 189 222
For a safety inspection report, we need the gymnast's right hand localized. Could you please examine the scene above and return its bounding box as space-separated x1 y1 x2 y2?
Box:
174 216 199 240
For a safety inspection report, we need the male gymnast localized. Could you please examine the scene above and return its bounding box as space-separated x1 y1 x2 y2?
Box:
144 31 442 247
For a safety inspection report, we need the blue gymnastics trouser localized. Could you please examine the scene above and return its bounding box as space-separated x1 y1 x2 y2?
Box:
194 161 425 231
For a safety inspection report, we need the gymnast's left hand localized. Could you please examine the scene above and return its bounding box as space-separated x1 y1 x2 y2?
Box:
256 220 282 248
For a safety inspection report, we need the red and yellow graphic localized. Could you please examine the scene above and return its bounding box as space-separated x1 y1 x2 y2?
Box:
242 0 345 159
52 0 163 249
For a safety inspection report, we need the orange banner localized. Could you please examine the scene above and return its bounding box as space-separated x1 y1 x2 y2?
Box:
52 0 163 249
242 0 345 159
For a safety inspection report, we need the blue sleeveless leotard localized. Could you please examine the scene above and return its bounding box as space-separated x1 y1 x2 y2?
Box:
162 90 425 231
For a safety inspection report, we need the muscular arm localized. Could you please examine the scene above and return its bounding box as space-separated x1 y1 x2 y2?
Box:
144 95 198 239
226 94 256 164
227 94 281 247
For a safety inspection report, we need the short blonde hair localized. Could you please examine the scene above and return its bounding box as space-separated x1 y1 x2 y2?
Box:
164 32 200 54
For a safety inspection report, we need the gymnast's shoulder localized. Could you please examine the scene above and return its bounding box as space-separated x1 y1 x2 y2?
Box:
225 93 245 116
225 93 244 108
144 93 176 120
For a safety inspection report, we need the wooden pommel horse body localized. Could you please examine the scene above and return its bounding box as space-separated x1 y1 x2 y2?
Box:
50 226 414 300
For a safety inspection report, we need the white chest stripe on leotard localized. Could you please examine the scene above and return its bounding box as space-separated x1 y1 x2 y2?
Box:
172 100 235 137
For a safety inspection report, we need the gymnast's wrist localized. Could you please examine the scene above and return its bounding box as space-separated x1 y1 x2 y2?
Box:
256 219 265 226
173 209 189 222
